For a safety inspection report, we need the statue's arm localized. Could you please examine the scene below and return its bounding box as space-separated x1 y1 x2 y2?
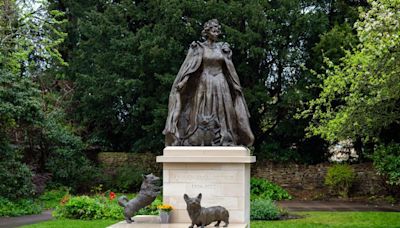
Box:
221 42 242 93
175 41 203 91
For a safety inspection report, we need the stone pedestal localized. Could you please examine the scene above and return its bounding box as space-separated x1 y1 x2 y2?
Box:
156 146 255 226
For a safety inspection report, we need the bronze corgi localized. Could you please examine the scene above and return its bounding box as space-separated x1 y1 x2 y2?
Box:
184 193 229 228
118 173 161 223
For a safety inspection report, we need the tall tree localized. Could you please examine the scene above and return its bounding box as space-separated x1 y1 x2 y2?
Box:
54 0 365 163
305 0 400 143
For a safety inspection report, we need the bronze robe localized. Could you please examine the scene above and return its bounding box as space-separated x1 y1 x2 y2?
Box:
163 41 254 146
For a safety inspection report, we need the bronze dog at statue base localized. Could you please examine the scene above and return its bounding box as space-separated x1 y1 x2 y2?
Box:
184 193 229 228
118 173 161 223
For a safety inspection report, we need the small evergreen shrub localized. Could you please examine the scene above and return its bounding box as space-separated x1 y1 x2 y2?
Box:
250 199 280 220
0 197 42 216
250 178 292 201
324 163 355 198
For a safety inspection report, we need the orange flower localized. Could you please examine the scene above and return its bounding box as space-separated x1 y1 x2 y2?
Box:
109 191 116 200
60 194 70 205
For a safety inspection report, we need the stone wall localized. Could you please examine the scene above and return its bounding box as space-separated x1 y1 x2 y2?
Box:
98 152 162 176
97 152 387 199
252 162 387 199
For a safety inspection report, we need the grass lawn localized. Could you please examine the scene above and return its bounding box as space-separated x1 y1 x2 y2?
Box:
253 212 400 228
20 219 119 228
20 212 400 228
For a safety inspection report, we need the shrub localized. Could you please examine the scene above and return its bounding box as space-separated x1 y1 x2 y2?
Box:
0 197 42 216
38 187 70 209
53 195 119 220
373 143 400 186
0 158 35 200
137 197 162 215
324 163 355 198
53 193 162 220
250 178 292 201
108 165 147 192
44 111 98 192
250 199 280 220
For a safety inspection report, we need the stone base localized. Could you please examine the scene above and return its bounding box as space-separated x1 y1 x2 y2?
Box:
108 221 248 228
156 146 255 226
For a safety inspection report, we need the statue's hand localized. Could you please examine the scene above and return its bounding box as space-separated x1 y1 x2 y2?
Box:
234 84 242 93
176 81 185 91
222 43 232 59
176 76 189 91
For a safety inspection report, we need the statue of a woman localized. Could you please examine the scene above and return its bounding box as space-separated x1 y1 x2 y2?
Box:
163 19 254 147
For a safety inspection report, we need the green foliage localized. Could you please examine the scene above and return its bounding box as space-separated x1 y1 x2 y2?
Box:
305 0 400 143
0 197 42 216
53 194 162 220
53 195 123 220
250 199 280 220
325 164 355 198
106 165 147 193
136 197 162 216
53 0 365 162
259 142 300 163
38 187 70 209
0 159 35 200
250 178 292 201
373 143 400 186
44 111 97 191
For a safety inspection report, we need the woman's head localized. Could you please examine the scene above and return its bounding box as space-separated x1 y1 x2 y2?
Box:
202 19 221 41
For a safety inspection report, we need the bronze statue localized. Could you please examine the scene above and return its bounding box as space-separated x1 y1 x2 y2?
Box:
118 173 161 223
184 193 229 228
163 19 254 147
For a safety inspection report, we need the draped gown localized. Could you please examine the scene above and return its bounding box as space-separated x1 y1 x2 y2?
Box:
163 41 254 146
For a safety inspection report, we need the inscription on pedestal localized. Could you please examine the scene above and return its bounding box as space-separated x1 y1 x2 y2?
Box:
169 170 242 183
158 147 254 225
191 183 217 190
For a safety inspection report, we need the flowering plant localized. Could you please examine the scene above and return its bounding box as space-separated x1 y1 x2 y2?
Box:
157 204 174 212
109 192 116 200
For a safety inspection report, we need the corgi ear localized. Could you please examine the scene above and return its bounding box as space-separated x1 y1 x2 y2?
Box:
197 193 202 201
184 194 189 201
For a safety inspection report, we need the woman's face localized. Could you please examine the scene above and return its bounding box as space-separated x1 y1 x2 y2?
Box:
207 25 220 41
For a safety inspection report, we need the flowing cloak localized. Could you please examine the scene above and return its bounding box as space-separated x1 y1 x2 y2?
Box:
163 41 254 146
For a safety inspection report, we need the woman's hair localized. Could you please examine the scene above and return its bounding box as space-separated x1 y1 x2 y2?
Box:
201 19 221 38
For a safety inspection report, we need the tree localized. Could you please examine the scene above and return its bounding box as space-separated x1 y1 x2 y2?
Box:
1 0 95 192
48 0 366 164
305 0 400 143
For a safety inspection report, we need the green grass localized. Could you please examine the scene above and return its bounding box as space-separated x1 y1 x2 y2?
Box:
20 212 400 228
252 212 400 228
20 219 119 228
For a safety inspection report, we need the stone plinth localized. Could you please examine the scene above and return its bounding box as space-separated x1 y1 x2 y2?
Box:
156 146 255 226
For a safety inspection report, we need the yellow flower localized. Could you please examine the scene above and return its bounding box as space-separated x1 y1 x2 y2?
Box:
157 204 174 212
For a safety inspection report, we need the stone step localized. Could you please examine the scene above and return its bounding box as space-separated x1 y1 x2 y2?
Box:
108 221 247 228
